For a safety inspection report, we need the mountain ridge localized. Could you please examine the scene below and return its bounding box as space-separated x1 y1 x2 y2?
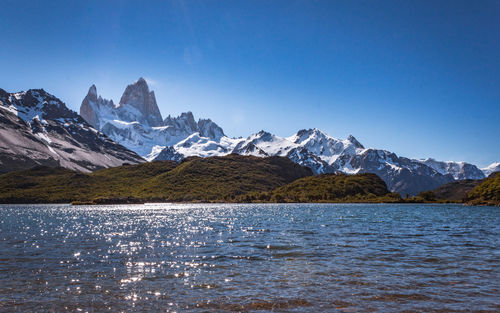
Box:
0 87 144 174
0 79 495 197
79 78 493 196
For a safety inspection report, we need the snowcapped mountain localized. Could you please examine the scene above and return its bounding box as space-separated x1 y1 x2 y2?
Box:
80 78 224 157
151 128 457 195
1 77 490 196
482 162 500 176
0 88 144 174
79 78 496 195
350 149 455 196
417 158 485 180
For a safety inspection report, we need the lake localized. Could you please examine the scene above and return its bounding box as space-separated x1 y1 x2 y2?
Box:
0 203 499 312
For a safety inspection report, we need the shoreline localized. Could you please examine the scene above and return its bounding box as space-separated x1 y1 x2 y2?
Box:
2 201 492 206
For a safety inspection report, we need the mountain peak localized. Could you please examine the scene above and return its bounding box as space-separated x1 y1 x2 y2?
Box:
131 77 149 91
87 84 98 101
293 128 330 145
80 85 101 128
295 128 311 137
135 77 150 86
164 111 198 134
118 78 163 127
121 78 150 98
296 128 325 137
347 134 364 149
180 111 195 120
198 118 225 139
256 130 273 138
421 157 435 162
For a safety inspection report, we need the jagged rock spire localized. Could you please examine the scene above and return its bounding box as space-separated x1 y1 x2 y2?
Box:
80 84 115 129
80 85 100 128
118 77 163 127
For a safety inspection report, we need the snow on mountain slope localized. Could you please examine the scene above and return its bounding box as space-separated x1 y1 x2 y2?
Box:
285 146 335 175
232 130 296 157
288 129 364 164
230 130 455 195
80 79 225 157
0 88 144 174
150 127 455 195
418 158 485 180
147 134 241 161
482 162 500 176
172 133 235 158
286 128 366 173
350 149 454 196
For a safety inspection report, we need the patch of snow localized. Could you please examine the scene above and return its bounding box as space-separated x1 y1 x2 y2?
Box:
482 162 500 176
146 145 167 161
418 158 485 180
47 145 58 155
34 132 52 144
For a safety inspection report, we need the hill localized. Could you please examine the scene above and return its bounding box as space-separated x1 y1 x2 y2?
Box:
138 154 312 201
0 155 312 203
6 155 494 205
465 172 500 206
430 179 484 202
238 173 399 203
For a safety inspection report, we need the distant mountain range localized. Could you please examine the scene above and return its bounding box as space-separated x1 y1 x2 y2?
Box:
79 78 494 195
0 78 497 196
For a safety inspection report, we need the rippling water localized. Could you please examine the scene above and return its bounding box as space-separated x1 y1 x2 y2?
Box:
0 203 499 312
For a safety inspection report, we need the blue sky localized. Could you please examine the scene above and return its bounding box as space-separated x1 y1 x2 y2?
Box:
1 0 499 167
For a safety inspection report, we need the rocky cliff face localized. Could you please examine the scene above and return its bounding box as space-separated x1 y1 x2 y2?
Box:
0 88 144 174
80 84 115 129
117 78 163 127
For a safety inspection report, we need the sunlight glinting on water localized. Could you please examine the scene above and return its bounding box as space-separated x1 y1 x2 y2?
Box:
0 203 499 312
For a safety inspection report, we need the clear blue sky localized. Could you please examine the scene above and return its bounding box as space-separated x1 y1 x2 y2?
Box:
1 0 498 167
